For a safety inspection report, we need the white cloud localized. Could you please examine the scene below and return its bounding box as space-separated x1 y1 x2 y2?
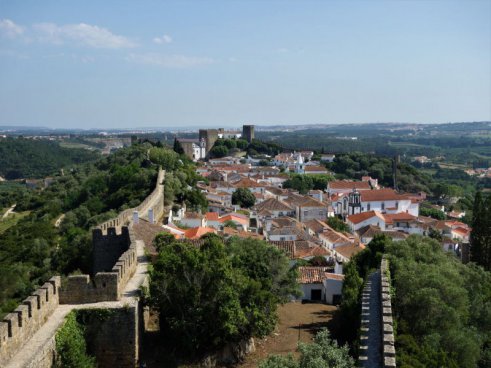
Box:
33 22 136 49
126 53 214 68
153 34 172 44
0 19 24 38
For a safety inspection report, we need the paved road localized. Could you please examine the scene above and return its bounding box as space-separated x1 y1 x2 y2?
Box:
5 240 149 368
365 270 382 367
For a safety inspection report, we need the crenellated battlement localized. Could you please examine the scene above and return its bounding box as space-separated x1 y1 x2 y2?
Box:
59 226 138 304
0 166 164 367
0 277 60 366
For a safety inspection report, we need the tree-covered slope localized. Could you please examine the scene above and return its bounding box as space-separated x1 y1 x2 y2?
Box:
0 143 177 317
0 137 99 179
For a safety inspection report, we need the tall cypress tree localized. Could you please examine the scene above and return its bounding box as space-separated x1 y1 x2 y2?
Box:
483 195 491 271
470 192 491 271
173 137 184 154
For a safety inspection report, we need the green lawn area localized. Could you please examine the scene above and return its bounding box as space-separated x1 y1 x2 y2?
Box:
0 211 30 234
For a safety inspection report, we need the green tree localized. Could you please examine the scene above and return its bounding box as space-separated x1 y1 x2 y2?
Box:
149 147 179 171
232 188 256 208
326 217 349 233
236 139 249 150
210 145 229 158
149 235 298 358
470 192 491 271
173 138 184 154
150 236 245 356
55 312 96 368
260 329 355 368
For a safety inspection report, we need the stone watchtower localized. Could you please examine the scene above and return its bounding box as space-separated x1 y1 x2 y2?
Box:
199 129 219 157
242 124 255 143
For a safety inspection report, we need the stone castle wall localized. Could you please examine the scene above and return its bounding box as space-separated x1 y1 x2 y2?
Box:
0 277 61 366
60 166 164 304
82 303 140 368
59 226 138 304
380 258 396 368
97 167 165 232
358 258 396 368
0 166 164 366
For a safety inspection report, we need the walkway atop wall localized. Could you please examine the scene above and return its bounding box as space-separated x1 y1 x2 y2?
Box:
359 270 383 368
5 240 149 368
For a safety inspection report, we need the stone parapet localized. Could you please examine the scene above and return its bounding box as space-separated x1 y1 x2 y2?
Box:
97 167 165 233
59 227 138 304
0 277 61 366
380 258 396 368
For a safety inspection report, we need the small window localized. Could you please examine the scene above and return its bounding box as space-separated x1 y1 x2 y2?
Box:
381 202 385 210
367 204 371 211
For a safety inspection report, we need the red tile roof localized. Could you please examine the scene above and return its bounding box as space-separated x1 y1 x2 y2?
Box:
219 213 249 225
184 226 217 239
304 166 328 173
325 273 345 281
383 212 416 224
298 267 342 283
205 212 219 221
360 189 405 202
335 243 366 259
453 227 470 236
347 211 383 225
329 181 371 190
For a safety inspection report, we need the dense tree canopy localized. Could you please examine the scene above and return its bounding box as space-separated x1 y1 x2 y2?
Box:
470 192 491 271
0 137 99 179
339 234 491 368
283 174 334 194
149 235 299 358
232 188 256 208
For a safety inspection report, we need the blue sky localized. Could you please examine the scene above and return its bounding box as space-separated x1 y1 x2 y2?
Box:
0 0 490 129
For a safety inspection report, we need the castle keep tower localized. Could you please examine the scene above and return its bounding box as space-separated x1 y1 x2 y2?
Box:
199 129 219 157
242 124 255 143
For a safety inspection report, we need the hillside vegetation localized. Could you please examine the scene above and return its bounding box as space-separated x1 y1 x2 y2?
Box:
0 143 194 317
0 137 99 179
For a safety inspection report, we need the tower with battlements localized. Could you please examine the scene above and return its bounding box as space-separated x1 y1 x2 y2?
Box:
242 124 255 143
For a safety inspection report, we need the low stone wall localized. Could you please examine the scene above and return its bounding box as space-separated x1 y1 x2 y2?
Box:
0 277 61 366
59 227 138 304
381 258 396 368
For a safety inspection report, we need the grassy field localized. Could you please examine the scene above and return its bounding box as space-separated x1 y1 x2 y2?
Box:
0 211 30 234
59 141 98 151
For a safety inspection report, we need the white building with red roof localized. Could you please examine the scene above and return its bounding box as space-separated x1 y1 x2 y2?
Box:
346 210 421 234
297 267 344 304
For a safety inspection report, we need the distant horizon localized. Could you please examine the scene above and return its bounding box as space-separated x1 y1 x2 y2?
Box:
1 120 489 132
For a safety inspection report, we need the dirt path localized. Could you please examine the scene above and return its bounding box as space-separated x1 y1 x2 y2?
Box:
2 204 16 219
238 302 337 367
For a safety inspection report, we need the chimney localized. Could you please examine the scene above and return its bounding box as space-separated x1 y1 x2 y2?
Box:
133 210 139 224
148 208 154 224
